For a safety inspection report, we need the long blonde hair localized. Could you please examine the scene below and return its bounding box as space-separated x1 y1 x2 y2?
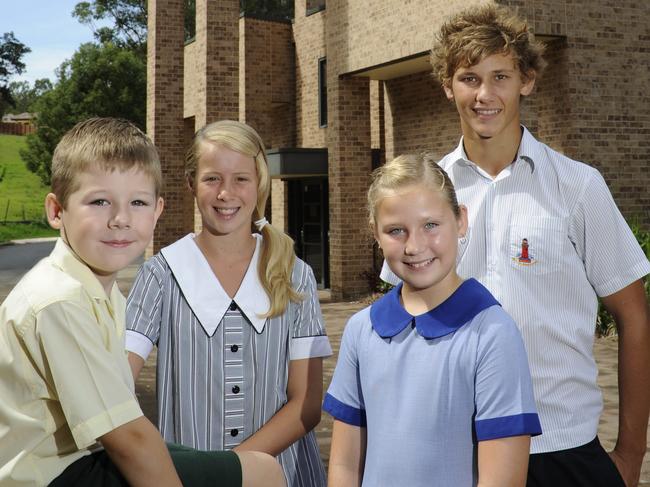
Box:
186 120 301 317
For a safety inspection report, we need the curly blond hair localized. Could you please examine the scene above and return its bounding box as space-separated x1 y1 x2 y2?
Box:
431 4 546 86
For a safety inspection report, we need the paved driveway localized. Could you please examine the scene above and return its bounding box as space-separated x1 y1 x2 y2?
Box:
0 239 56 298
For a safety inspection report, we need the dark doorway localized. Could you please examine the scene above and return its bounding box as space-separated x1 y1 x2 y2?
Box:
288 178 329 289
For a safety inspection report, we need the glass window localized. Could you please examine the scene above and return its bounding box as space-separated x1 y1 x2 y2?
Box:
185 0 196 43
306 0 326 16
318 57 327 128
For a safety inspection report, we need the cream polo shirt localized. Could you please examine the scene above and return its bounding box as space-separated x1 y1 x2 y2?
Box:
382 127 650 453
0 238 143 486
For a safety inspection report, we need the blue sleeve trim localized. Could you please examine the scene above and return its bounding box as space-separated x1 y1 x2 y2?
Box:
322 393 367 427
475 413 542 441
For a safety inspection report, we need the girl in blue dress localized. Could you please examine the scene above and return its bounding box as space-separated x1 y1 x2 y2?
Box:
324 153 541 486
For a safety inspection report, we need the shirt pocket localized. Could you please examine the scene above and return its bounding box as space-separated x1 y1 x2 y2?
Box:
509 216 567 275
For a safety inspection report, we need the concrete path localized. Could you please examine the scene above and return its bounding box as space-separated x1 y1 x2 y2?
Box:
0 238 57 298
1 241 648 482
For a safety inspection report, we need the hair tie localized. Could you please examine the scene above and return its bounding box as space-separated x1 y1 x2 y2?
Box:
254 217 268 231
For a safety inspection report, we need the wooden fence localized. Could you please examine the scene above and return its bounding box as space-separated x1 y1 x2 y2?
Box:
0 122 35 136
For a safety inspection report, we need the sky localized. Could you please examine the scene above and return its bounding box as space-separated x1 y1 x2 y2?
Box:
1 0 103 85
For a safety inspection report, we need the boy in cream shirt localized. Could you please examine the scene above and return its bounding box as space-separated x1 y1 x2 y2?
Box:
0 117 284 487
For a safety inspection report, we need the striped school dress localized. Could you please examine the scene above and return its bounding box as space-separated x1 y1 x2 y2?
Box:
126 233 332 486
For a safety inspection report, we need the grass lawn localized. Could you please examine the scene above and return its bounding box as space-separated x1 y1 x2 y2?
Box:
0 222 57 243
0 134 57 242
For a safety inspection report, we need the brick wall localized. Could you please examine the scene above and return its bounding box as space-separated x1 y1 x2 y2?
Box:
156 0 648 295
324 0 484 75
384 71 461 161
561 1 649 225
510 1 649 226
239 17 295 149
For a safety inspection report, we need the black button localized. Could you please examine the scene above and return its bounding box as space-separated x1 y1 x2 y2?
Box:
230 344 239 353
230 428 238 437
229 301 237 311
232 385 240 394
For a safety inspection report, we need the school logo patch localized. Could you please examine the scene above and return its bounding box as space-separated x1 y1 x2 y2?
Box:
512 238 537 266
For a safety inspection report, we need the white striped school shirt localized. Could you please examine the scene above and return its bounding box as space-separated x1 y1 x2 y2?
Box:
382 127 650 453
126 233 331 486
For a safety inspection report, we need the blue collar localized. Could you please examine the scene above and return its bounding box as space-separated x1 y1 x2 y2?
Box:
370 278 500 339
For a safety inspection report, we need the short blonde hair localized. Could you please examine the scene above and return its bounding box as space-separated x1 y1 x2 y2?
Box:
431 4 547 87
368 152 460 228
186 120 301 317
51 117 162 207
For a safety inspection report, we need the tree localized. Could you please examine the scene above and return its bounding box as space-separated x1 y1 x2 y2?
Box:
0 32 31 115
7 79 53 113
73 0 147 57
21 42 146 184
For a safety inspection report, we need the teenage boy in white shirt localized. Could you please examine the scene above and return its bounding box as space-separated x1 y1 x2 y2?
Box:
382 5 650 486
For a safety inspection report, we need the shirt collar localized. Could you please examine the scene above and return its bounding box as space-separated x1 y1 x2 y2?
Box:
447 125 537 174
160 233 270 335
50 237 122 306
370 278 500 339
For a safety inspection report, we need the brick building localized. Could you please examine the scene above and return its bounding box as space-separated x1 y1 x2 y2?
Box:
147 0 650 299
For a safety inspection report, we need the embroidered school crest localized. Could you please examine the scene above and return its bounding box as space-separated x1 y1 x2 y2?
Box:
512 238 537 266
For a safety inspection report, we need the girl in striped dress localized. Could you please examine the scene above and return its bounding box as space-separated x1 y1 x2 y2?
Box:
125 120 331 486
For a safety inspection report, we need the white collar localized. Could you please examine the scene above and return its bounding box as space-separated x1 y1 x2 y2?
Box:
448 125 537 175
160 233 270 335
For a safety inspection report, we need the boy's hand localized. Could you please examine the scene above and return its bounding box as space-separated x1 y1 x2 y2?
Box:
609 448 642 487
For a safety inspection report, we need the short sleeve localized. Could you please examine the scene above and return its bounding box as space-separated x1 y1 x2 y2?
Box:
289 262 332 360
38 301 142 449
322 311 367 427
474 307 541 441
125 256 165 359
569 170 650 297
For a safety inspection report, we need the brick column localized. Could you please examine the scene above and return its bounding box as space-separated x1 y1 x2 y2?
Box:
147 0 193 254
195 0 239 129
240 17 295 148
327 75 373 299
325 0 373 299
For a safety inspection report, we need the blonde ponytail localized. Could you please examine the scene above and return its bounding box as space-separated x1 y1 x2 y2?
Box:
257 223 302 317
